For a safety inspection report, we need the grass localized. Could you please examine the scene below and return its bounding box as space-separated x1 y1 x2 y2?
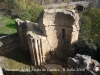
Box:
5 57 30 69
1 49 32 69
0 14 32 69
0 14 17 36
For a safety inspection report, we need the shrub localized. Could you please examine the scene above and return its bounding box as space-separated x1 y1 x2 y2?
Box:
3 0 44 22
18 4 44 22
19 11 31 21
28 4 44 22
74 39 97 58
79 14 91 39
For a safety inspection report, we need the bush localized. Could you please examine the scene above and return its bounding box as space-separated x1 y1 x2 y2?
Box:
74 39 97 58
28 4 44 22
3 0 44 22
18 4 44 22
79 14 91 39
19 11 31 21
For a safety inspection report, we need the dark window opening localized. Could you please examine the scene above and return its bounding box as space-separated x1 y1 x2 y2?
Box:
76 6 84 11
62 29 65 40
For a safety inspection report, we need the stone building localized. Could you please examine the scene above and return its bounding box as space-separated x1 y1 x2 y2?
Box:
15 9 80 66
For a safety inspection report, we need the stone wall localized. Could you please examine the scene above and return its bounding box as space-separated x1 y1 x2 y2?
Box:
67 54 100 75
0 33 20 55
38 9 80 58
15 19 29 50
15 9 80 66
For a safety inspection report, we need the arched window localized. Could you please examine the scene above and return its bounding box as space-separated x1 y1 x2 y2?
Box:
62 29 65 40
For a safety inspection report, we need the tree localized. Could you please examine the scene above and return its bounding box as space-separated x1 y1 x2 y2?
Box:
19 11 31 21
3 0 44 22
74 39 97 58
84 8 100 46
84 8 100 34
79 13 91 39
78 8 100 62
28 4 43 22
88 0 95 8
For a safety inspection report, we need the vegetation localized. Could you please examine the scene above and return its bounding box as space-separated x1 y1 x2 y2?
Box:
2 48 31 69
18 11 32 21
28 4 43 22
74 39 97 58
30 0 72 5
75 8 100 62
0 0 44 35
80 8 100 47
0 15 16 36
79 14 91 39
3 0 44 22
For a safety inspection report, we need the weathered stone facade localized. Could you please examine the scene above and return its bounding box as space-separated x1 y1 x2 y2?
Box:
15 9 80 66
15 20 29 50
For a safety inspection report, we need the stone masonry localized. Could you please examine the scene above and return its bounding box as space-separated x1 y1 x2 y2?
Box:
15 9 80 66
67 54 100 75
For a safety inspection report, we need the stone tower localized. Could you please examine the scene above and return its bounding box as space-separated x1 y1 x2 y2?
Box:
38 9 80 58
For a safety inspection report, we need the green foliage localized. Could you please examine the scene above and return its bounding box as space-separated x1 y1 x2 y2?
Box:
3 0 22 15
4 0 34 9
0 15 16 35
4 0 18 9
28 4 44 22
79 13 91 39
18 11 31 21
88 1 94 8
79 8 100 48
77 8 100 62
33 0 72 5
84 8 100 46
3 0 44 22
18 4 43 22
84 8 100 34
74 39 97 58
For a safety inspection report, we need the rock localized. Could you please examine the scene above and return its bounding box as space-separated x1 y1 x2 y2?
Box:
0 57 8 68
0 42 3 47
93 67 99 72
67 54 100 75
0 67 3 75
